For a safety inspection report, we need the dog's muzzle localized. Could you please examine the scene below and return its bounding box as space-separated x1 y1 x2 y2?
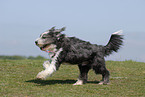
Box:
35 40 44 49
35 40 52 51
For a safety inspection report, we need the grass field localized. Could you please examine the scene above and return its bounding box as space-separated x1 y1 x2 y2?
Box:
0 59 145 97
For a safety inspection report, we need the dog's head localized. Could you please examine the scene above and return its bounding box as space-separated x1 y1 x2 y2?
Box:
35 27 65 51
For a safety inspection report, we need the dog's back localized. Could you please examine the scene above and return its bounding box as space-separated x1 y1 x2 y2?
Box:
59 31 123 64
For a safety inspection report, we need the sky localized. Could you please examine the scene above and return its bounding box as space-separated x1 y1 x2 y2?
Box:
0 0 145 62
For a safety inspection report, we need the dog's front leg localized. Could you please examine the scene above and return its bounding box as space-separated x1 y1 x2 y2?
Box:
36 60 57 80
36 48 63 80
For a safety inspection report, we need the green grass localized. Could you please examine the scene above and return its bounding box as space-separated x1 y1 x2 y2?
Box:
0 60 145 97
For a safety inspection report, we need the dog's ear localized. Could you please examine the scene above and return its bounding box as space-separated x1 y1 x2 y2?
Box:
54 27 66 33
49 26 55 31
60 27 66 32
55 27 66 40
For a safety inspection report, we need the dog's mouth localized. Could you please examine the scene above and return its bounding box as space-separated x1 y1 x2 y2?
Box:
40 44 51 51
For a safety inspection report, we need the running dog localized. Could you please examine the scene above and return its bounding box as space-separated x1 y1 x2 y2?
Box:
35 27 123 85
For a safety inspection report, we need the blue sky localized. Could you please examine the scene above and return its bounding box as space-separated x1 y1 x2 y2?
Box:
0 0 145 62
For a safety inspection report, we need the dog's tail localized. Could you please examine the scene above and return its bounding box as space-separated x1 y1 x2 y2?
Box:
104 30 123 56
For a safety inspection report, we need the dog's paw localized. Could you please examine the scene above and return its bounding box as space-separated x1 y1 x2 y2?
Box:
36 71 47 80
36 77 45 80
98 81 104 85
98 81 109 85
73 80 83 85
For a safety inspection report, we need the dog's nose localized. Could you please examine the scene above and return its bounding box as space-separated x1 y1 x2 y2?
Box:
35 41 38 45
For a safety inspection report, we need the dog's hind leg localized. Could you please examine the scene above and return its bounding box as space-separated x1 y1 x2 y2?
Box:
93 57 110 85
93 65 110 85
73 64 91 85
99 66 110 85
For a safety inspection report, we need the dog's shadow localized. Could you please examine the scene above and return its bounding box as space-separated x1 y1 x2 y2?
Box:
26 79 75 86
25 79 100 86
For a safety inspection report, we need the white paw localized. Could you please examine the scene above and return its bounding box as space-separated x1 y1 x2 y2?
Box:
36 71 47 80
73 80 83 85
98 81 109 85
98 81 104 85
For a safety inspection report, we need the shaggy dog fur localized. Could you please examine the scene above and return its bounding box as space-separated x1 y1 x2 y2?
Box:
35 27 123 85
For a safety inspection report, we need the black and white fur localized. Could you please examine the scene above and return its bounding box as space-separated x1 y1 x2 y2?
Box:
35 27 123 85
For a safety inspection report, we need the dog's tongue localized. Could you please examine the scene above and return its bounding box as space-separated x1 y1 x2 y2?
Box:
41 45 54 53
41 48 48 52
41 48 45 51
41 46 48 51
44 50 54 53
